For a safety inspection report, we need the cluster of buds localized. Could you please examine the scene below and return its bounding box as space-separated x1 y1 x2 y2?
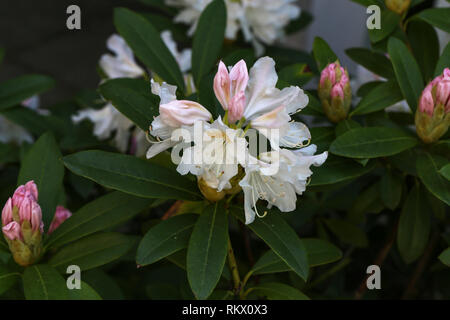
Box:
1 181 72 266
318 62 352 123
385 0 411 15
415 68 450 144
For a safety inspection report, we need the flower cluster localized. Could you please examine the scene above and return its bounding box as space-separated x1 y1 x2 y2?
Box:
165 0 301 55
147 57 327 224
415 68 450 143
1 181 71 266
72 31 193 156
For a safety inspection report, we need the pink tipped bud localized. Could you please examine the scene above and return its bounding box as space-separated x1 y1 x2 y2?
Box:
213 61 231 110
2 221 21 241
48 206 72 234
17 195 42 233
159 100 212 127
320 63 336 87
228 91 246 123
331 83 345 100
11 181 38 208
415 68 450 143
2 198 13 226
229 59 249 97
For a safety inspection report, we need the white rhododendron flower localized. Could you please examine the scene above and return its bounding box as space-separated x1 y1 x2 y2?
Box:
165 0 301 55
72 31 193 156
0 96 42 144
146 56 327 224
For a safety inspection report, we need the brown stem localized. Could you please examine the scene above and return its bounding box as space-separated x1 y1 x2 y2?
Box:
161 200 183 220
402 231 440 300
354 219 399 300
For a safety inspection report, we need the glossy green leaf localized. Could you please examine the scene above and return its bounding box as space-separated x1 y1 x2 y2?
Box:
438 247 450 267
439 164 450 181
310 155 376 186
416 153 450 206
303 238 343 267
99 78 159 131
232 208 309 281
49 233 134 272
309 126 335 153
114 8 184 90
0 265 20 295
63 150 201 201
346 48 395 78
300 92 325 116
330 127 418 159
435 42 450 77
417 8 450 33
191 0 226 86
351 80 404 115
0 75 54 111
397 184 431 264
324 219 368 247
46 192 153 249
335 119 361 136
313 37 338 71
23 264 69 300
187 202 228 300
137 214 198 266
368 10 400 43
252 282 309 300
18 133 64 229
388 37 424 112
407 20 440 82
68 281 102 300
380 168 403 210
252 250 291 275
278 63 314 88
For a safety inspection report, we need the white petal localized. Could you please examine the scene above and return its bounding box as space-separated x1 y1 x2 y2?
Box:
146 138 177 159
280 121 311 148
151 79 177 104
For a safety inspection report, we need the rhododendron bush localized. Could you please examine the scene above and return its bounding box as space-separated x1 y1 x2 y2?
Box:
0 0 449 301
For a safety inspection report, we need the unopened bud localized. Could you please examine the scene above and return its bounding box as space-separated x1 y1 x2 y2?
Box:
197 178 226 202
415 68 450 144
385 0 411 15
318 62 352 123
48 206 72 235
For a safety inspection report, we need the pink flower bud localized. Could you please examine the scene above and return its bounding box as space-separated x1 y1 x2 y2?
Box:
11 180 38 208
159 100 212 127
213 60 248 123
17 195 42 232
48 206 72 234
419 85 434 116
436 78 450 109
320 63 336 87
2 221 21 241
331 83 344 100
1 198 13 226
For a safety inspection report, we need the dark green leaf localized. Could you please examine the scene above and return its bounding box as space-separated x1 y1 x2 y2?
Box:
187 202 228 300
346 48 395 78
63 150 201 201
439 164 450 181
0 265 20 295
330 127 418 158
18 133 64 229
397 184 431 263
324 219 368 247
137 214 198 266
313 37 338 71
438 247 450 266
380 168 403 210
49 232 134 272
416 153 450 205
388 37 424 112
303 238 343 267
417 8 450 33
191 0 226 86
23 264 69 300
68 281 102 300
286 11 313 34
252 282 309 300
351 80 404 115
435 42 450 77
278 63 314 88
114 8 185 90
46 192 153 249
99 78 159 131
368 10 400 43
0 75 54 111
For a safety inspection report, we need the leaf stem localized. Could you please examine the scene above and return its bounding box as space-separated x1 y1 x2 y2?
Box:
227 236 242 296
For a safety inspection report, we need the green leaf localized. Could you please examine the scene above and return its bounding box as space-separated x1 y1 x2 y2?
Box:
303 238 343 267
397 184 431 264
191 0 226 86
83 269 124 299
357 81 384 98
312 37 338 71
114 8 184 90
46 192 153 249
368 10 400 43
310 155 376 186
439 164 450 181
438 247 450 267
380 168 403 210
252 250 291 275
300 92 324 117
416 153 450 206
68 281 102 300
23 264 69 300
63 150 201 201
417 8 450 33
252 282 309 300
286 10 313 34
330 127 418 159
0 265 20 295
324 219 368 247
351 80 404 115
137 214 198 266
18 133 64 229
98 78 159 131
435 42 450 77
346 48 395 79
388 37 424 112
232 208 309 281
277 63 314 88
187 202 228 300
407 20 439 82
335 119 361 136
0 75 54 111
49 232 134 272
309 126 335 153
